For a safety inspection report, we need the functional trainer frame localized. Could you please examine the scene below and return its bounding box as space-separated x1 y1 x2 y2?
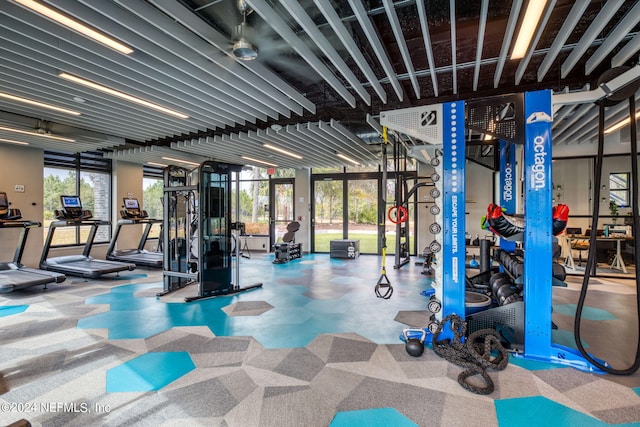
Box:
383 90 604 371
160 161 262 302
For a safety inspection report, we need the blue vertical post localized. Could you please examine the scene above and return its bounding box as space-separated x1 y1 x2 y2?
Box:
523 90 553 360
499 140 517 252
442 101 466 320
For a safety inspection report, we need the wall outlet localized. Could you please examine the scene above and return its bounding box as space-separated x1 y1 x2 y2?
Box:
14 184 25 192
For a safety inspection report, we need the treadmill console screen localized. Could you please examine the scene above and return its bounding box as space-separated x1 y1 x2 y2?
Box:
60 195 83 218
124 198 140 209
123 198 141 217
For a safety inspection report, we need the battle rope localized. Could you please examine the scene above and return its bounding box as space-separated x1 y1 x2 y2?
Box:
574 93 640 375
432 314 509 395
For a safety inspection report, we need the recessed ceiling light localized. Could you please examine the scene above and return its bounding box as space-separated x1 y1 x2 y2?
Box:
0 125 75 142
0 137 29 146
337 153 359 165
72 96 86 103
161 157 201 167
59 72 189 119
14 0 133 55
511 0 548 59
0 92 81 116
263 143 303 159
241 156 277 167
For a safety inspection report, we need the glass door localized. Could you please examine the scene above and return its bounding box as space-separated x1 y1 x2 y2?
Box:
348 179 378 253
269 178 295 247
313 179 344 252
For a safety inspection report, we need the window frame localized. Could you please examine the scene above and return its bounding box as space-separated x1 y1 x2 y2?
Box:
44 151 112 246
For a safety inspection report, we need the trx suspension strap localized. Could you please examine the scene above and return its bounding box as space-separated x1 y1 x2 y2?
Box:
375 126 393 299
574 86 640 375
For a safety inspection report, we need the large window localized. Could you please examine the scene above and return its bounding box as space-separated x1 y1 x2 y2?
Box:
43 151 111 245
610 172 630 208
142 164 164 239
233 166 295 235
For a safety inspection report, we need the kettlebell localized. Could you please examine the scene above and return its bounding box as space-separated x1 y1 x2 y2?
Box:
403 329 427 357
469 255 479 268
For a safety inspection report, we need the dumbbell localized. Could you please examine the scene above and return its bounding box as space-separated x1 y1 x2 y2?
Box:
490 272 512 296
496 282 520 306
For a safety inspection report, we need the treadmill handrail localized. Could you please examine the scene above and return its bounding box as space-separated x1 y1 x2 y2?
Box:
106 218 163 262
40 219 112 265
0 220 41 228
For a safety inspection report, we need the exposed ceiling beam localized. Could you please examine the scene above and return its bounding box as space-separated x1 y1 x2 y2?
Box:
561 0 624 79
494 0 522 88
382 0 419 99
112 0 298 119
313 0 387 104
450 0 457 94
473 0 489 92
348 0 403 102
416 0 438 97
537 1 590 81
586 1 640 74
515 0 557 85
245 0 356 108
612 32 640 68
279 0 371 106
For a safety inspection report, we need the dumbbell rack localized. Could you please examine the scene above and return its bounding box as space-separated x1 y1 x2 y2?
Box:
272 242 302 264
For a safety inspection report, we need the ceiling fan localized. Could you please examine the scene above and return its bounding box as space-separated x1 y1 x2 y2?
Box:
232 0 258 61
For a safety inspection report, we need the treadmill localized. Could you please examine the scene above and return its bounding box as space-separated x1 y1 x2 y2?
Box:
106 197 163 268
0 191 66 292
39 195 136 279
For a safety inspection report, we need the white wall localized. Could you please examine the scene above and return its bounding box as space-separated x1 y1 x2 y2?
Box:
294 168 311 253
552 154 638 233
112 160 144 251
0 144 44 267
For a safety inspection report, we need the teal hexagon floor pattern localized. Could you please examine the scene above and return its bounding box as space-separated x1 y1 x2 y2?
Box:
77 254 434 348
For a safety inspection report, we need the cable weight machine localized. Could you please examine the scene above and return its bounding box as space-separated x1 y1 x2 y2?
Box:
159 161 262 302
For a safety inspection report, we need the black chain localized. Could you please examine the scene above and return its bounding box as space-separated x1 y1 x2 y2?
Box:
432 314 509 395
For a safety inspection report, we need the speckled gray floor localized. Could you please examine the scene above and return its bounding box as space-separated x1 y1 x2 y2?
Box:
0 254 639 426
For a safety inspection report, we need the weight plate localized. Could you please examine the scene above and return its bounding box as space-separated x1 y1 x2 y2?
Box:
428 298 442 313
430 205 440 215
427 320 440 334
430 188 440 199
429 223 442 234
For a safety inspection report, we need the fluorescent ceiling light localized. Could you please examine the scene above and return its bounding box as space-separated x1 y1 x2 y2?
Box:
147 161 168 168
0 125 75 142
511 0 548 59
58 72 189 119
604 112 640 135
161 157 200 167
263 143 303 159
241 156 278 167
337 153 360 165
0 138 29 146
14 0 133 54
0 92 81 116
